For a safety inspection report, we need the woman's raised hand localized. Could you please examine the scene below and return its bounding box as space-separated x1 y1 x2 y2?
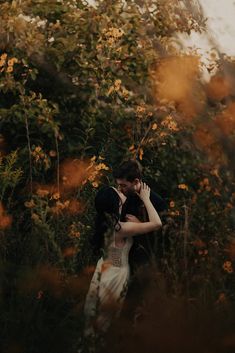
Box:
138 182 150 201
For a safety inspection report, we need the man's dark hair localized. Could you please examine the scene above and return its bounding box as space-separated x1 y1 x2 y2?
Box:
113 159 142 182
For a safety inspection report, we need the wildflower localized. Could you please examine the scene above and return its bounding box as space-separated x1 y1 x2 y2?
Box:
24 199 36 208
69 224 81 238
49 150 57 157
223 261 233 273
0 53 7 60
136 105 146 117
169 201 175 208
36 189 49 197
178 184 189 191
7 58 18 66
152 123 158 130
6 66 13 73
34 146 42 153
31 213 40 222
92 181 99 188
114 79 122 91
159 132 167 138
51 192 60 200
139 148 144 161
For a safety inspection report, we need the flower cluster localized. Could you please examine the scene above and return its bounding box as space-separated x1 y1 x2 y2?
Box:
223 261 233 274
103 27 124 45
161 115 179 132
68 223 81 238
87 157 109 188
31 146 50 170
107 79 130 99
0 53 18 73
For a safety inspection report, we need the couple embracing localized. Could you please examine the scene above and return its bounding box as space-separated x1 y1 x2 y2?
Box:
84 160 166 337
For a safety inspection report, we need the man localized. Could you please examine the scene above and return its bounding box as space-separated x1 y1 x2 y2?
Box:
113 159 167 272
112 159 167 323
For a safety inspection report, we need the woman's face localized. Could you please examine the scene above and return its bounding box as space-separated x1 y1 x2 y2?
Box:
112 187 126 213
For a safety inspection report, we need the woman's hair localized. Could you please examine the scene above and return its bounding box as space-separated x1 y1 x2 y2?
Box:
91 187 121 255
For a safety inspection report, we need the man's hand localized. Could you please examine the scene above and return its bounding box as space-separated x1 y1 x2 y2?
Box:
125 214 141 223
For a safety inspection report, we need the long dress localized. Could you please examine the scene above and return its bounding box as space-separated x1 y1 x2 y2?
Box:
84 236 133 336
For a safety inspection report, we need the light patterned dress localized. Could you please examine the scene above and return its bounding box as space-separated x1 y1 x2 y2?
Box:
84 236 133 336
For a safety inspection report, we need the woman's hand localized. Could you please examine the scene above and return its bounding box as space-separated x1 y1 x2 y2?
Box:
138 182 150 202
125 214 141 223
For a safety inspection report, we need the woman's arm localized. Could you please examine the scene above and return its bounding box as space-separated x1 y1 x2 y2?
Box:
117 182 162 238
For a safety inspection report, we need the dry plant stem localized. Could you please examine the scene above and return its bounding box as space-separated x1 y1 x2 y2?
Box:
183 204 189 272
135 122 153 159
25 115 33 196
55 134 60 194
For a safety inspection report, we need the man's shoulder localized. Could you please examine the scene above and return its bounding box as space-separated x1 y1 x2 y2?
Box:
150 189 167 212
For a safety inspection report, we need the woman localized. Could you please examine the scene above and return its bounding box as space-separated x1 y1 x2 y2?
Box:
84 182 162 336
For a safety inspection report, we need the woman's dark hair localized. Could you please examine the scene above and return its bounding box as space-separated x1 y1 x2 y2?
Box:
91 187 120 256
113 159 142 181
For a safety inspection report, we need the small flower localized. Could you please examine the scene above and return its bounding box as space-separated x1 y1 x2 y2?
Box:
48 37 55 43
0 53 7 60
31 213 40 222
139 148 144 161
6 66 13 73
92 181 99 188
178 184 189 191
24 199 36 208
8 58 18 66
223 261 233 273
114 79 122 91
51 192 60 200
49 150 57 157
169 200 175 208
36 189 49 198
152 123 158 130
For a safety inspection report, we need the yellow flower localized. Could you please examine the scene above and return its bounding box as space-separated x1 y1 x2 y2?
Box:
92 181 99 188
8 58 18 66
31 213 40 221
139 148 144 161
49 150 57 157
178 184 189 191
0 60 5 67
114 79 122 91
152 123 158 130
6 66 13 73
0 53 7 60
36 189 49 198
34 146 42 153
51 192 60 200
24 199 36 208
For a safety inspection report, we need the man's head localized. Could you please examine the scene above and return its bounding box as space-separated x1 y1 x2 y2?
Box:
113 159 142 196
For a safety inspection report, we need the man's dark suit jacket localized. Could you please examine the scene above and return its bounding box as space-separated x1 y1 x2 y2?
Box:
120 190 167 272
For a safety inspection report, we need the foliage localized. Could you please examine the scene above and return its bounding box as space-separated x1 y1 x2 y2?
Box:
0 0 234 352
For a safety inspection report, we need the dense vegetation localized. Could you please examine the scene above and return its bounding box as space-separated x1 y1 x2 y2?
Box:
0 1 234 352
